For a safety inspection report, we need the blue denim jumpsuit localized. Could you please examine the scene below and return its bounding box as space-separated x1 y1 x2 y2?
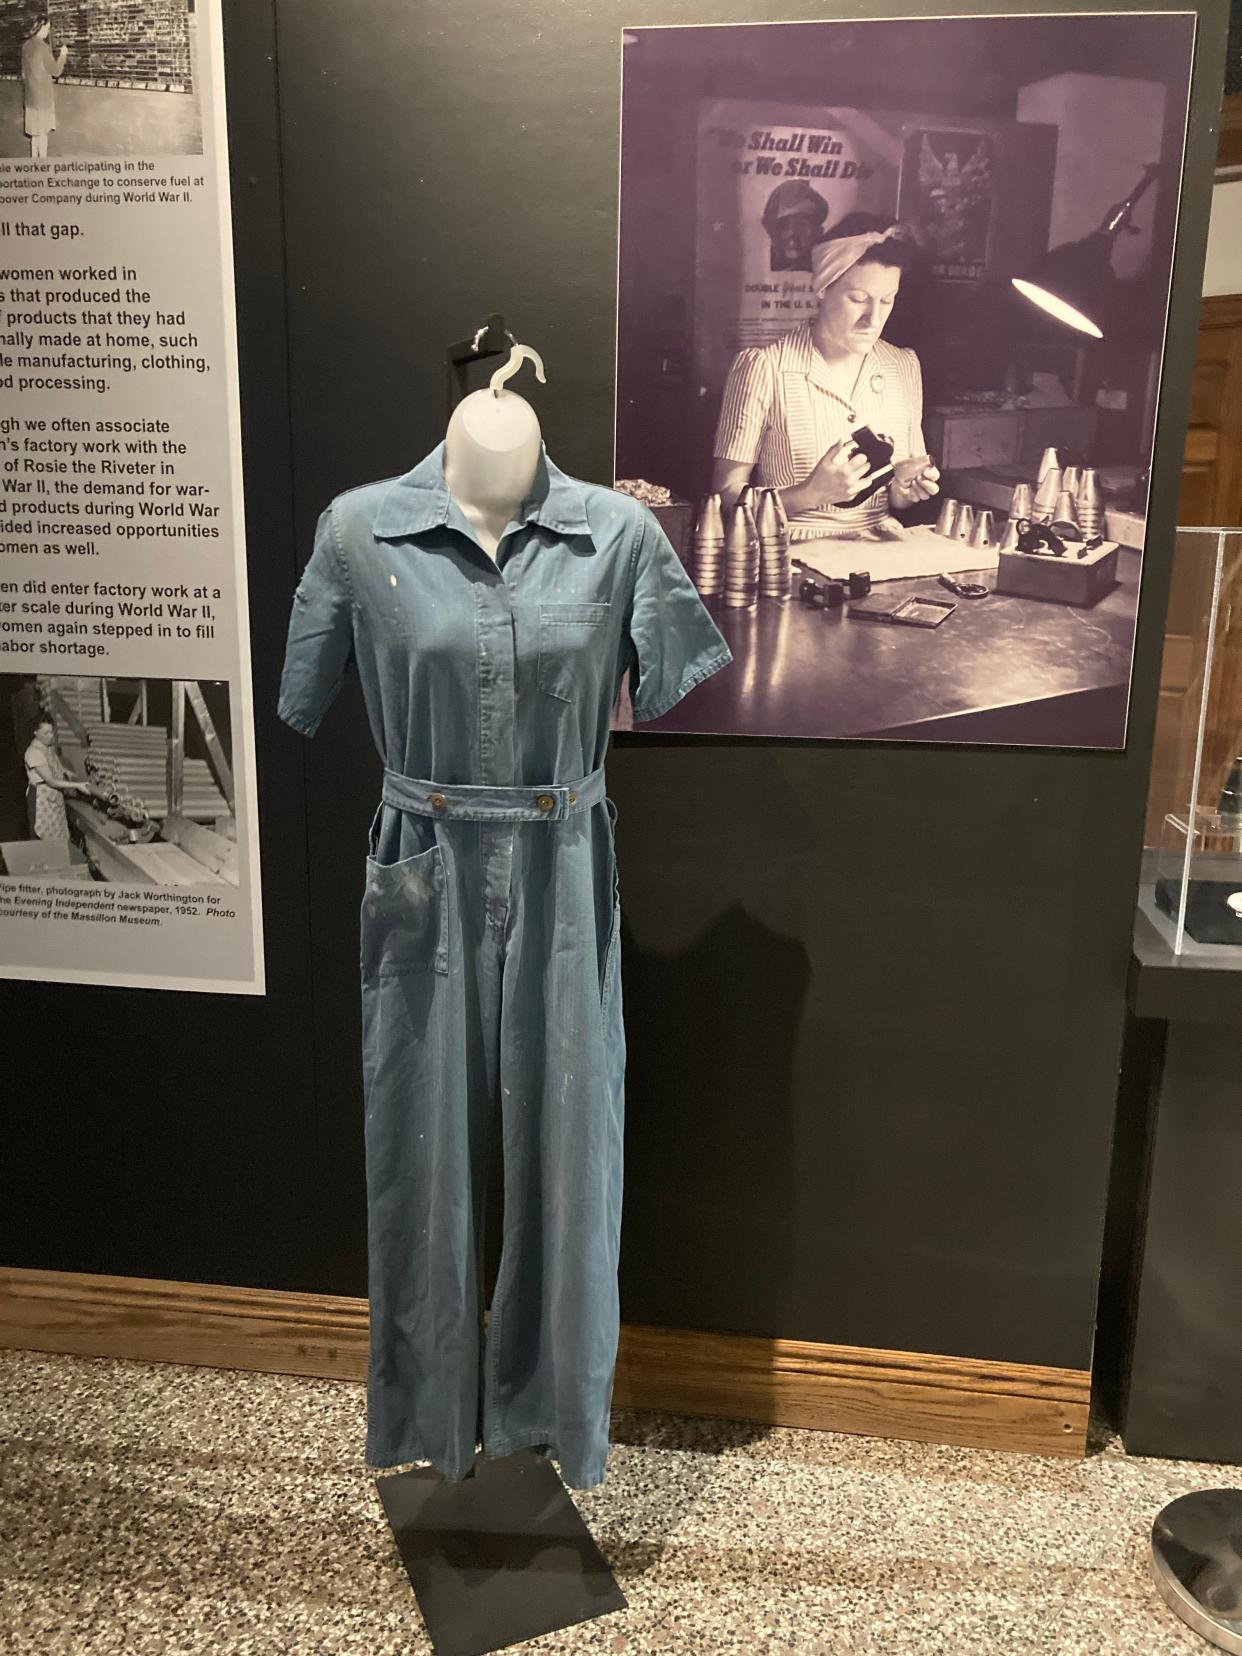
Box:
277 443 732 1489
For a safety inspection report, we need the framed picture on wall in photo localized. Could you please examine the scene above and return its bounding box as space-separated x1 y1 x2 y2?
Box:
613 10 1201 749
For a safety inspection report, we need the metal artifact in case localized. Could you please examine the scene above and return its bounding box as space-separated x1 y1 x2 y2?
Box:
1139 528 1242 965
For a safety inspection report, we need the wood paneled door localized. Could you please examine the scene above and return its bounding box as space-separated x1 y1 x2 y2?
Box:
1179 293 1242 527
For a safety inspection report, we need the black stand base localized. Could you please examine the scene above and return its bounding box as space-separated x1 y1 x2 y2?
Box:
376 1448 627 1656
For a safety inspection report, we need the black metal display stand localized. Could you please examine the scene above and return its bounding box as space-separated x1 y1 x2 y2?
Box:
377 1449 626 1656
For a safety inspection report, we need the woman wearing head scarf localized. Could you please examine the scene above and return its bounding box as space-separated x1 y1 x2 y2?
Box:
22 12 69 161
710 213 940 542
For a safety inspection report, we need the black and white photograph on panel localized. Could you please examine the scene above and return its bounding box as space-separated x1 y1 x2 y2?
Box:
614 11 1196 748
0 672 237 887
0 0 203 159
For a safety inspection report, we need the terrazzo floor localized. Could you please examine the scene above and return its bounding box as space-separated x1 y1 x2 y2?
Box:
0 1346 1233 1655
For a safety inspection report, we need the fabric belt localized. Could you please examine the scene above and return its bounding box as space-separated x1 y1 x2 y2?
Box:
382 763 606 823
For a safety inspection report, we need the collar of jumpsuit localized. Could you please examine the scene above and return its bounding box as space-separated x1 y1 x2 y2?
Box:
371 439 593 549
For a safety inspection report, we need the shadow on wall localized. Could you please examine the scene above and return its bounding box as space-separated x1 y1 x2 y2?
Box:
618 901 811 1340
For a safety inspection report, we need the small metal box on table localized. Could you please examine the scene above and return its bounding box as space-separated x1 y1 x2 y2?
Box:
995 541 1120 606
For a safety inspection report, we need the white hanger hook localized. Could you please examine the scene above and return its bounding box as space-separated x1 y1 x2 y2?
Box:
490 343 547 397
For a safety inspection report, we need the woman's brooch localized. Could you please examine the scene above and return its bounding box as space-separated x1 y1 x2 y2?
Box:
870 372 886 396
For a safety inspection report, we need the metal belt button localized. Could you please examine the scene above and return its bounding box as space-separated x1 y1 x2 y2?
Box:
536 794 555 813
568 791 578 805
430 792 447 812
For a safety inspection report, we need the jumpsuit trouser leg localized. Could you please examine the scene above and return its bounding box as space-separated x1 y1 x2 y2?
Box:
360 768 624 1491
482 796 626 1489
361 812 501 1481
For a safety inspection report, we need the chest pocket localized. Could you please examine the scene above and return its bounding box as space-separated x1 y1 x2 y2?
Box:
537 601 610 703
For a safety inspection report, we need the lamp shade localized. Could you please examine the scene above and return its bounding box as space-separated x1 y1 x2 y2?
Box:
1011 231 1119 339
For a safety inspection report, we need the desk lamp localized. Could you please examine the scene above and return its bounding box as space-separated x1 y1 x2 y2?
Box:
1010 163 1160 339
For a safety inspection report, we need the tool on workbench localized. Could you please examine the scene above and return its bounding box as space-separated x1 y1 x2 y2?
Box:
1014 518 1067 556
791 557 871 599
939 573 989 599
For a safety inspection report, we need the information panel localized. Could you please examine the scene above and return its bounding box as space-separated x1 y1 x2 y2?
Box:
0 0 263 993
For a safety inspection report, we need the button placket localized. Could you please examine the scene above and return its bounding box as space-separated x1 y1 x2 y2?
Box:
475 577 518 788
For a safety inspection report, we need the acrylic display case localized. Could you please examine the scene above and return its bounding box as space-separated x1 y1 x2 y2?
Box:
1138 528 1242 966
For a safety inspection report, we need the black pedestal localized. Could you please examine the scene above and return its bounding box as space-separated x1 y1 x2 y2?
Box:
1108 915 1242 1463
376 1449 627 1656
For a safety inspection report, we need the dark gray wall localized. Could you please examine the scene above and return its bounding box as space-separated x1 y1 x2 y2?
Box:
270 0 1226 1367
0 0 1229 1390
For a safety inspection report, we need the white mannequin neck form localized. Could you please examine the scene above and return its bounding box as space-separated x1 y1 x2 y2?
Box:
443 388 542 560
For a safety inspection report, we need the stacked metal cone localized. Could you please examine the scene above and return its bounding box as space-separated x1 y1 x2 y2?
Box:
1075 469 1102 539
999 465 1102 546
692 493 725 597
757 487 791 600
1032 465 1061 523
970 509 995 550
724 486 760 608
1051 486 1080 537
933 497 993 550
934 495 997 551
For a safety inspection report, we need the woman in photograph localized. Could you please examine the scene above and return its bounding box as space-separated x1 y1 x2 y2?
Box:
22 13 69 161
24 715 91 843
711 213 940 542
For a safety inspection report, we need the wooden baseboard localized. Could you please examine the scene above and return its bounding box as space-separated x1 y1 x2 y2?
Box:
614 1324 1087 1457
0 1266 370 1380
0 1267 1089 1457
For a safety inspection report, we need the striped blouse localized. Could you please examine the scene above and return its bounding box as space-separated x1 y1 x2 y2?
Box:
713 325 928 540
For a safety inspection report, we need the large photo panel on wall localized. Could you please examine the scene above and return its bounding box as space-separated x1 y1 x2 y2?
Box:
614 10 1196 748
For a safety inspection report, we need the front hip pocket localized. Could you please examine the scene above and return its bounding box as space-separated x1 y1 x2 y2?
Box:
537 601 610 703
361 840 449 979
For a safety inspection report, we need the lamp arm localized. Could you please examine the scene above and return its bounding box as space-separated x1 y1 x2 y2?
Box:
1101 163 1160 239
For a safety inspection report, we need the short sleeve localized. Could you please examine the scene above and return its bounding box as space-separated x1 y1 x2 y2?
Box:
625 508 732 723
713 347 773 466
277 504 355 738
